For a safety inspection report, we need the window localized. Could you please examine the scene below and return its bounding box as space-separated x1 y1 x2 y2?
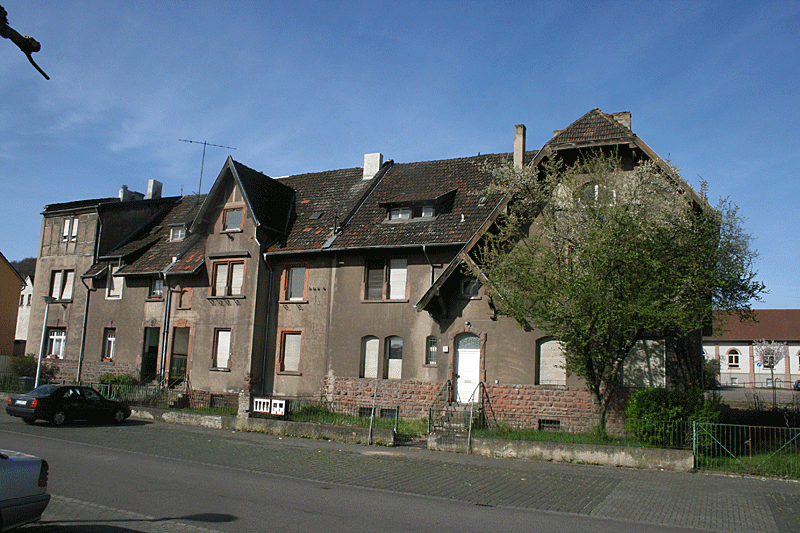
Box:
460 277 481 298
27 294 31 306
731 377 739 385
169 226 186 242
364 258 407 300
222 208 243 231
101 328 116 361
384 336 403 380
284 265 307 301
727 349 740 368
150 278 164 299
50 269 74 300
107 267 123 299
425 336 438 365
389 207 411 220
212 260 245 296
279 331 302 373
361 336 379 378
212 329 231 369
579 183 616 207
421 205 435 218
19 294 24 306
46 328 66 358
61 218 79 241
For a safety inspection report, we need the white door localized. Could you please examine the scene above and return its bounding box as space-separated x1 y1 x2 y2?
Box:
455 334 481 402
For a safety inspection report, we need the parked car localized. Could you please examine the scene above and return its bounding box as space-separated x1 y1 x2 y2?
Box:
6 385 131 426
0 449 50 531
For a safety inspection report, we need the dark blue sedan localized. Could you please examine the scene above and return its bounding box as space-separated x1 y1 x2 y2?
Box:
6 385 131 426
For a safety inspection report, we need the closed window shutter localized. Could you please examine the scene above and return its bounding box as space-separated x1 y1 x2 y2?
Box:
388 259 407 299
71 218 79 240
62 219 70 240
363 337 379 378
51 271 62 298
215 330 231 368
366 262 384 300
283 333 301 372
61 271 74 299
230 263 244 295
215 263 229 296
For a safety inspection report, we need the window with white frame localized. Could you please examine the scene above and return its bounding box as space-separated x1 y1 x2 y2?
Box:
361 336 379 378
425 336 438 365
107 267 123 299
47 328 66 358
50 269 74 300
61 217 79 242
212 260 245 296
279 331 302 373
222 208 243 231
384 336 403 380
169 226 186 242
212 329 231 369
727 349 740 368
389 207 411 220
101 328 116 361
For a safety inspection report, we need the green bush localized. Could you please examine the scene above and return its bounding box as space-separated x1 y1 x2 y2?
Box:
98 373 139 386
8 354 58 383
625 387 720 447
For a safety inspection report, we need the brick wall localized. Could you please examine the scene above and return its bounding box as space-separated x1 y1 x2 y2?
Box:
321 377 443 420
48 359 139 385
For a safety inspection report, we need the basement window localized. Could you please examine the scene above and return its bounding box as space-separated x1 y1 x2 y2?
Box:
538 419 561 432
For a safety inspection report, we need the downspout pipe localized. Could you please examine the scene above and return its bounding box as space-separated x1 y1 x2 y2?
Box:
255 231 280 397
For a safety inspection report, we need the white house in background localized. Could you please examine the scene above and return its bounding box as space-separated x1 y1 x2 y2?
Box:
14 276 34 356
704 310 800 388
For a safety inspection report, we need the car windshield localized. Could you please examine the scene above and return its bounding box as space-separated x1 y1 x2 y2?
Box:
27 385 60 397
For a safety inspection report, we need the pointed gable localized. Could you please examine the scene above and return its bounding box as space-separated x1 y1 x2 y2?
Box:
548 108 635 148
191 156 295 239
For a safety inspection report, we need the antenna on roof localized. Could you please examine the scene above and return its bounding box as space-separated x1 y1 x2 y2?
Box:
179 139 236 195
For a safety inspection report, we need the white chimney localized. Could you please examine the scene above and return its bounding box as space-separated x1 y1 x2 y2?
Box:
514 124 526 169
363 153 383 180
146 179 163 199
119 185 130 201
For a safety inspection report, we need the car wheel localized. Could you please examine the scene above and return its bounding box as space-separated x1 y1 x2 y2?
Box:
112 409 126 424
22 417 36 424
51 410 67 426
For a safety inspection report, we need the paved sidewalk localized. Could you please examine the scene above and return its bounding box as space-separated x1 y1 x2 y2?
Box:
23 420 800 533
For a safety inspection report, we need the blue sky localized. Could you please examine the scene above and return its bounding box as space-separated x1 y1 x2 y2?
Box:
1 1 797 308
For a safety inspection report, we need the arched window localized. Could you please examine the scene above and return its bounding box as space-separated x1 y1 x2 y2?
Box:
727 349 740 368
361 336 379 379
384 336 403 380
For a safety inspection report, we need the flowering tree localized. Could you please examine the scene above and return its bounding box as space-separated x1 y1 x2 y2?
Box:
475 150 765 433
753 339 787 407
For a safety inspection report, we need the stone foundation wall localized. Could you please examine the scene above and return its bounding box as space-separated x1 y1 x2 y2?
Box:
321 377 443 420
47 359 138 385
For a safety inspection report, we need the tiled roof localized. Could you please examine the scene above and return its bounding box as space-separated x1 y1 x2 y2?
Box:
232 160 295 236
271 167 373 252
106 195 207 276
548 108 634 147
706 310 800 341
330 153 511 250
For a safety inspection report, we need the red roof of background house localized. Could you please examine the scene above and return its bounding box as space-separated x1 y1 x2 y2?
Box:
706 310 800 341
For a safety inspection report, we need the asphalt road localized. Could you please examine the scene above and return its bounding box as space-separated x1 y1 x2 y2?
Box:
2 415 798 533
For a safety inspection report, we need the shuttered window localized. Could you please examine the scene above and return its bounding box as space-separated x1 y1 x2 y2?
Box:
361 336 379 378
212 260 245 296
388 259 407 299
281 332 302 373
364 258 407 300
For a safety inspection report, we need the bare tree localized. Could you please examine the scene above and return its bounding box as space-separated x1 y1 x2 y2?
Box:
0 5 49 79
753 339 787 408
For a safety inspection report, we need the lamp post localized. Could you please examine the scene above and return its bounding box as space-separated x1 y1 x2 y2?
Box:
36 295 56 388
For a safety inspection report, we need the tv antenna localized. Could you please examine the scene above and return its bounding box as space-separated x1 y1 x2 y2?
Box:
179 139 236 195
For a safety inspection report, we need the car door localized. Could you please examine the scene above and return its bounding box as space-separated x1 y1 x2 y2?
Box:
59 387 86 420
80 387 110 420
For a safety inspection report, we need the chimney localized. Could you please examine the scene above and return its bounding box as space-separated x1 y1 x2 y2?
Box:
612 111 631 130
119 185 130 201
363 153 383 180
146 179 163 200
514 124 526 169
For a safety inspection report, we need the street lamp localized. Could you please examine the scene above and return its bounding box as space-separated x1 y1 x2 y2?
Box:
36 295 56 388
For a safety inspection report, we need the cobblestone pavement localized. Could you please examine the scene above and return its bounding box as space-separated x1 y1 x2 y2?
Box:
10 419 800 533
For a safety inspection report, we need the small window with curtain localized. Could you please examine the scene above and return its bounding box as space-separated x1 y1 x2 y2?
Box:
279 331 302 374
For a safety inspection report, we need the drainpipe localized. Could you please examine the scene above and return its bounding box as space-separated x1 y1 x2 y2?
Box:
422 244 435 286
255 231 280 397
158 256 180 387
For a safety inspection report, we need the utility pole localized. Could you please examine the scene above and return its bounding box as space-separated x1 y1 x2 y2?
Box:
179 139 236 195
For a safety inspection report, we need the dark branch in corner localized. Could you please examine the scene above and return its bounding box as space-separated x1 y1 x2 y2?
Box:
0 5 49 80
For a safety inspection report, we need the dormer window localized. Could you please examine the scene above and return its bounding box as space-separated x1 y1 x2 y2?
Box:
169 226 186 242
421 205 435 218
222 207 243 232
390 207 411 220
